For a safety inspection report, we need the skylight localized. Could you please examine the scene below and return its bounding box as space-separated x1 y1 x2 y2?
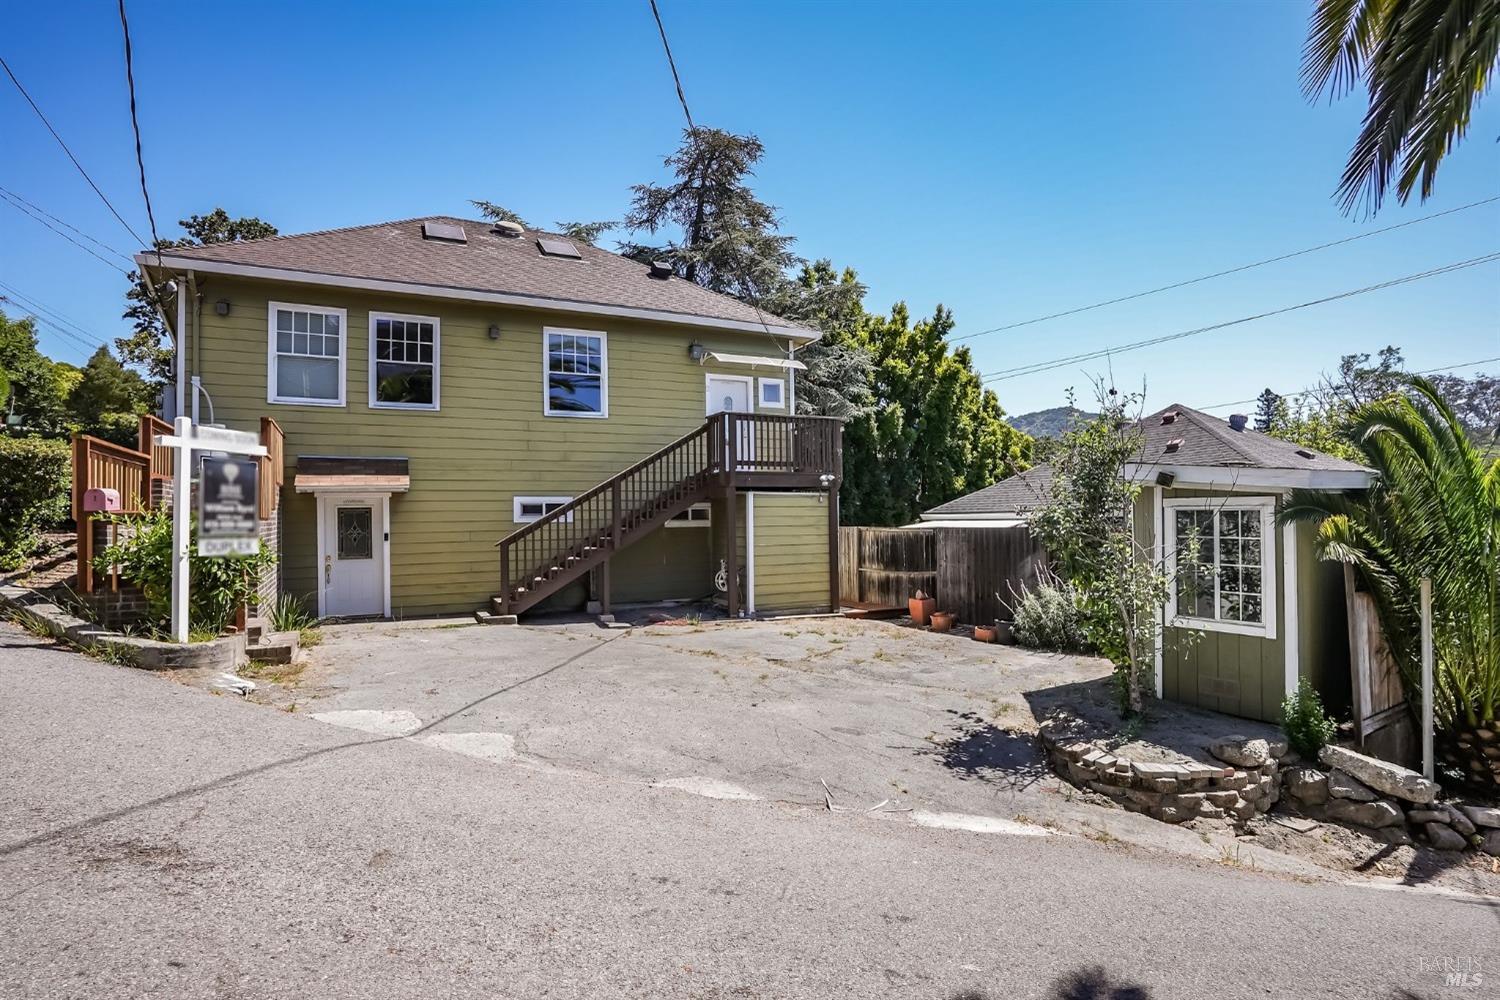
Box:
422 222 467 243
537 237 581 259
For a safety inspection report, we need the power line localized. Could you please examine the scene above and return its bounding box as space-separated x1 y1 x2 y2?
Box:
0 53 149 248
0 189 133 274
649 0 696 132
952 195 1500 344
979 252 1500 384
117 0 162 264
1198 355 1500 412
0 278 110 349
0 185 134 262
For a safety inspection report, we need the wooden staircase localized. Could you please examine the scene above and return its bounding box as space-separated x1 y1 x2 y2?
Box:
493 412 842 617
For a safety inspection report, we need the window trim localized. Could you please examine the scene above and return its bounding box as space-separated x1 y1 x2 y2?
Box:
368 310 441 411
542 327 609 419
267 301 348 407
665 502 712 528
758 377 786 409
1162 495 1278 639
513 495 574 524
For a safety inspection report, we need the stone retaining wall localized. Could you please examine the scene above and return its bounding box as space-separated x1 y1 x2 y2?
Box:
1039 720 1285 825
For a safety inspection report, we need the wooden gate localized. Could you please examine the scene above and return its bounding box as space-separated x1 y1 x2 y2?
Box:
935 526 1048 626
1344 565 1407 745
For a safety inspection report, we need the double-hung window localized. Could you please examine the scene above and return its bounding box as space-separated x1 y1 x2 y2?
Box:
1164 497 1277 638
269 302 346 405
543 328 607 417
370 312 440 410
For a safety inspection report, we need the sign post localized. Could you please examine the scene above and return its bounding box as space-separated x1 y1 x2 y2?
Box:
154 417 267 643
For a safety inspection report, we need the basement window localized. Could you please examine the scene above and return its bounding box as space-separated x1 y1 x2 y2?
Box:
666 503 712 528
513 496 574 524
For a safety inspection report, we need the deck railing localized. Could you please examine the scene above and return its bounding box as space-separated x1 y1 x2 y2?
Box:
72 434 152 593
258 417 285 520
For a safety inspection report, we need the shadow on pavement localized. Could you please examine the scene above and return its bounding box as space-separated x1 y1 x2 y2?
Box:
922 709 1050 791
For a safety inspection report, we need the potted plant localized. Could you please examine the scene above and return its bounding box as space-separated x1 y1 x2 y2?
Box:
973 622 998 643
908 589 936 626
929 610 956 633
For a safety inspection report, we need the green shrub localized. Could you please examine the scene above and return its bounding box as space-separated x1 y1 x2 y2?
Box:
0 436 71 570
1281 678 1337 758
94 507 275 636
1011 578 1090 652
269 592 317 632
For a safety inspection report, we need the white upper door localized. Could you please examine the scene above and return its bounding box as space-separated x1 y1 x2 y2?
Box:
706 375 755 468
321 498 385 617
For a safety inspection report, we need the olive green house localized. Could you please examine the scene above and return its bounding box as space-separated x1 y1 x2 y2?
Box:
925 404 1375 723
137 216 841 621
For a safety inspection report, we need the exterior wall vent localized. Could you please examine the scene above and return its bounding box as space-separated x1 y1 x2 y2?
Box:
422 222 467 243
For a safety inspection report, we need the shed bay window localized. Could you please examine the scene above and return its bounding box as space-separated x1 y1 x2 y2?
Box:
370 312 439 409
269 302 346 405
544 328 607 417
1164 497 1276 638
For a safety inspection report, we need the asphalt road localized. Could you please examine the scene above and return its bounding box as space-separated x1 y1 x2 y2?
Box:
1 625 1495 1000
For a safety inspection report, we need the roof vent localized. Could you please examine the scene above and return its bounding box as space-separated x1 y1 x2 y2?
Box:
1164 437 1183 454
422 221 467 243
537 237 581 259
648 260 673 280
492 220 524 238
1295 447 1317 459
1161 411 1181 425
1227 413 1249 432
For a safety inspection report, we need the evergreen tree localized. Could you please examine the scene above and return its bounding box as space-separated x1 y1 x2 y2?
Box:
1253 388 1282 432
68 346 150 446
121 210 278 389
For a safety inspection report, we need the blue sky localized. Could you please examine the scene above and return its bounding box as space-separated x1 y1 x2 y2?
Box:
2 0 1495 418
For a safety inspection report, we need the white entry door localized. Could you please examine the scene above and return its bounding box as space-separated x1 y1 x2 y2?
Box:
320 497 386 617
706 374 755 467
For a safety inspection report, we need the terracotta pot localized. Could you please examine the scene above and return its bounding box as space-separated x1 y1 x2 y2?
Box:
929 611 956 633
908 595 937 626
973 624 997 643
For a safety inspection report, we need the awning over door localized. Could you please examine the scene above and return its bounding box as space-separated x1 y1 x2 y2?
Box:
294 456 411 494
701 350 807 371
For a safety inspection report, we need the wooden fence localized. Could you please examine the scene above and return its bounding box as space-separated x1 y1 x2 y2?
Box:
839 524 1047 624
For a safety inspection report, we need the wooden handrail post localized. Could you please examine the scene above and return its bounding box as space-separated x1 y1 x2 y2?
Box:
499 544 510 614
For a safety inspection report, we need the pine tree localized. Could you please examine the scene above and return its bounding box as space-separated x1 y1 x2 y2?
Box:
1253 389 1281 432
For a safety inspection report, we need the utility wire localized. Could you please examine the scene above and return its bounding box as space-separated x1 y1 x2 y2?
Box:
0 278 109 348
117 0 162 265
0 53 149 248
0 185 134 262
0 288 108 354
952 195 1500 344
979 252 1500 384
1198 355 1500 412
0 192 133 275
649 0 695 132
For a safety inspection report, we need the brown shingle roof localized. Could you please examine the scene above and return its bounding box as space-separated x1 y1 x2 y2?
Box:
145 216 814 337
1136 404 1370 473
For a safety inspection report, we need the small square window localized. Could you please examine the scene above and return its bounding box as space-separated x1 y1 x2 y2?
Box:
758 378 786 409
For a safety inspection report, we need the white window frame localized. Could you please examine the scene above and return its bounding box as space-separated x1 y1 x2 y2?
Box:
368 311 440 411
542 327 608 418
267 301 347 407
665 502 712 528
1163 495 1277 639
513 495 574 524
758 377 786 409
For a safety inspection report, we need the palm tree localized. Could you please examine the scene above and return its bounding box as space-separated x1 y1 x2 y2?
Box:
1302 0 1500 215
1282 378 1499 780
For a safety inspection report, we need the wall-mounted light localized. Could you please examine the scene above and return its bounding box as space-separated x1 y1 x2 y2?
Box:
688 342 706 362
214 299 231 316
488 324 501 340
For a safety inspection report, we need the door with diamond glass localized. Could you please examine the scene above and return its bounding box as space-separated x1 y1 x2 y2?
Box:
320 499 385 617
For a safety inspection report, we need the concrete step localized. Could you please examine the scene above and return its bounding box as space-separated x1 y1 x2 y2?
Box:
246 629 300 665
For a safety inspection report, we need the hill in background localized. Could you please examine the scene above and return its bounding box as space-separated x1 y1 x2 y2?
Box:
1008 406 1097 438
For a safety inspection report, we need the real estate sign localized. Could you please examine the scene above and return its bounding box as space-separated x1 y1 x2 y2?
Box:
198 456 260 556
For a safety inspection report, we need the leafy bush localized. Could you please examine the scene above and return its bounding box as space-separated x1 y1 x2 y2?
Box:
94 507 275 636
1011 578 1091 652
1281 678 1337 758
269 592 317 632
0 436 71 570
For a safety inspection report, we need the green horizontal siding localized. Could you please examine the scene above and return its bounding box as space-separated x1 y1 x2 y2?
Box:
191 277 799 616
752 493 830 613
